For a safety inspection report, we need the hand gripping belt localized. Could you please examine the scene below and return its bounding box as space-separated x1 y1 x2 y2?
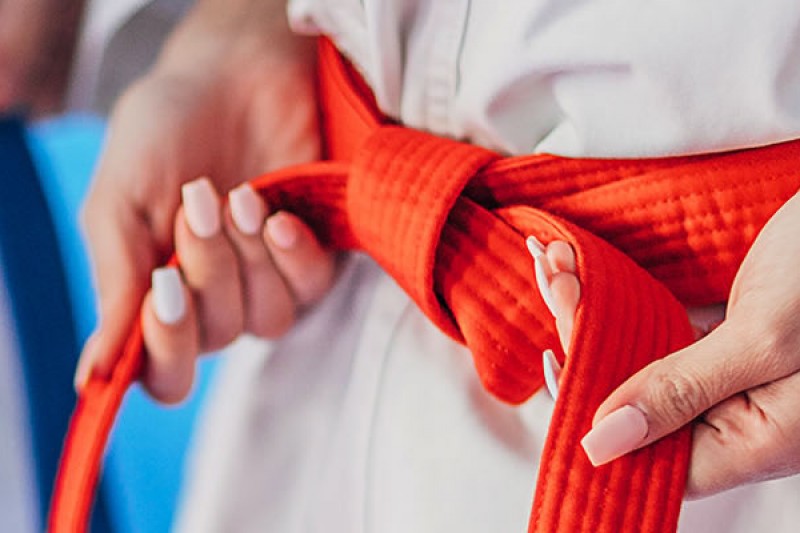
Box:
50 37 800 532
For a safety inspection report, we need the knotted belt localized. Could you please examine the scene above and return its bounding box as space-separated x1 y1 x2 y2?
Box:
50 38 800 532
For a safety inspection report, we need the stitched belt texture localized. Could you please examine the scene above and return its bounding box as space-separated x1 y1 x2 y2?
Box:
49 38 800 532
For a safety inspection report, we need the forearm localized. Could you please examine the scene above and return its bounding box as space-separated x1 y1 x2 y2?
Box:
191 0 288 30
155 0 303 76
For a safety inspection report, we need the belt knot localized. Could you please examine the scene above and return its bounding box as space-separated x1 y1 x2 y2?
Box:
347 126 499 336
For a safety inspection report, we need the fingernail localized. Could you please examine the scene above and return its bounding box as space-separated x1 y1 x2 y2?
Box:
526 236 557 317
74 334 99 391
542 349 562 400
526 235 546 260
73 357 91 393
74 364 90 393
182 178 220 238
266 213 298 249
152 267 186 325
581 405 649 466
229 184 266 235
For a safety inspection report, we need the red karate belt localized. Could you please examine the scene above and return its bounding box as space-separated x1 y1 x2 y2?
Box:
50 38 800 532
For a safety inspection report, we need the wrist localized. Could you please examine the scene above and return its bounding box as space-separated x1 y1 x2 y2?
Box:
152 0 312 87
158 0 295 67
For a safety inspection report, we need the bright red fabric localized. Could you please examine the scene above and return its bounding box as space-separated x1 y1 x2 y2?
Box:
50 38 800 532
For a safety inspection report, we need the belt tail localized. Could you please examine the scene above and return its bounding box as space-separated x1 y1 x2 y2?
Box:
48 322 144 533
523 212 694 533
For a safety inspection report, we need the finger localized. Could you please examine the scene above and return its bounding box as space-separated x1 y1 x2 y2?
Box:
688 371 800 498
263 211 337 307
226 184 296 338
550 271 580 353
581 320 798 466
177 178 244 352
141 267 199 404
75 190 156 390
546 240 576 274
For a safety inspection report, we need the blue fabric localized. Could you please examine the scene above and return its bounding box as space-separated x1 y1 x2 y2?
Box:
24 114 217 533
0 115 112 532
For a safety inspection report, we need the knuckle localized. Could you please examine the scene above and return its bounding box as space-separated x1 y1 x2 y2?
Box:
756 320 797 375
204 313 245 353
296 254 337 306
646 367 711 427
302 272 333 304
244 274 298 339
251 309 295 339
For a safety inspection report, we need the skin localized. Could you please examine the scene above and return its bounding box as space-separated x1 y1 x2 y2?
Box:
75 0 337 403
539 189 800 498
0 0 84 115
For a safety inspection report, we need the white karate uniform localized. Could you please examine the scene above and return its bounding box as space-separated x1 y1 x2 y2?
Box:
172 1 800 531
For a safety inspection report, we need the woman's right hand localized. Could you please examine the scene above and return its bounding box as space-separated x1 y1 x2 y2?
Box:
75 0 337 403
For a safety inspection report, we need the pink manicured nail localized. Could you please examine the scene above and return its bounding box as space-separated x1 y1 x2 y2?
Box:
73 338 96 392
151 267 186 325
581 405 649 466
229 184 266 235
182 178 220 238
526 236 557 316
542 349 562 400
266 213 298 249
73 360 90 392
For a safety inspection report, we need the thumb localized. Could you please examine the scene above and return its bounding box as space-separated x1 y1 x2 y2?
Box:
688 370 800 498
74 196 158 390
580 321 792 467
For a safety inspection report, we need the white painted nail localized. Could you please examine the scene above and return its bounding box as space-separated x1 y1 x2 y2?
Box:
182 177 221 238
542 349 562 400
526 236 558 317
151 267 186 325
526 235 547 260
229 184 266 235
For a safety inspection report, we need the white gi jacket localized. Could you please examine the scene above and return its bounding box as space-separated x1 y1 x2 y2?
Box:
174 1 800 531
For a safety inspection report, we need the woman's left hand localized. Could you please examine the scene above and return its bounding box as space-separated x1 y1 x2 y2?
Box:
584 189 800 498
